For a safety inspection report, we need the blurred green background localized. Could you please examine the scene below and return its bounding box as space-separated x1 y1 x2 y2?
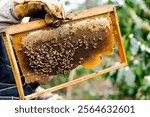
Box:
42 0 150 100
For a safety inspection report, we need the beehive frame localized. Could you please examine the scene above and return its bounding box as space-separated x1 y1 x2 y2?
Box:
2 5 127 100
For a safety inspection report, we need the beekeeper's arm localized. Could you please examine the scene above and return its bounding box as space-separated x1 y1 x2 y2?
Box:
0 0 66 30
0 0 19 30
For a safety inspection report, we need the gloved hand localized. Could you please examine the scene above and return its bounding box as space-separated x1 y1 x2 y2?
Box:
14 0 68 25
35 86 63 100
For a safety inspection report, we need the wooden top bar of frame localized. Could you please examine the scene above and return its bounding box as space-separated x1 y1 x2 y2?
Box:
5 4 115 35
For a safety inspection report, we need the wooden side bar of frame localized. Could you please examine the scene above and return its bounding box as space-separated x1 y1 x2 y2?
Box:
2 33 25 100
3 5 127 100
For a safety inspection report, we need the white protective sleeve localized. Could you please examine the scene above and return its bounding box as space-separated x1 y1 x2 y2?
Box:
0 0 20 30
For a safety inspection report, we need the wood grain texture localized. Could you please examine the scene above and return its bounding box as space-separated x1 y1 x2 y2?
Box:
2 33 25 100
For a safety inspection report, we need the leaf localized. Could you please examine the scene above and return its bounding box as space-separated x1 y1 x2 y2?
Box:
117 68 136 87
116 68 125 83
130 38 139 55
125 69 136 87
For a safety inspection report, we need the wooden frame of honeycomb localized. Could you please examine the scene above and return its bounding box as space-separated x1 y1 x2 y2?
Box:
2 4 127 100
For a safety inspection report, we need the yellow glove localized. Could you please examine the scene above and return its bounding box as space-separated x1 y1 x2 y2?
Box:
14 0 67 24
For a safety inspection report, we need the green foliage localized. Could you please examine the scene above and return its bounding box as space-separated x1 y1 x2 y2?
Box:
107 0 150 99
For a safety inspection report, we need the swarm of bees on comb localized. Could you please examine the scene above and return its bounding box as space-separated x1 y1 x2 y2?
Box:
21 16 114 77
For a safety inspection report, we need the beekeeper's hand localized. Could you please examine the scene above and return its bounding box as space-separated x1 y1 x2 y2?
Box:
14 0 67 25
35 86 63 100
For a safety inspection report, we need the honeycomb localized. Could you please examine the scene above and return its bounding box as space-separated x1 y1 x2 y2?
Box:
21 17 114 76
